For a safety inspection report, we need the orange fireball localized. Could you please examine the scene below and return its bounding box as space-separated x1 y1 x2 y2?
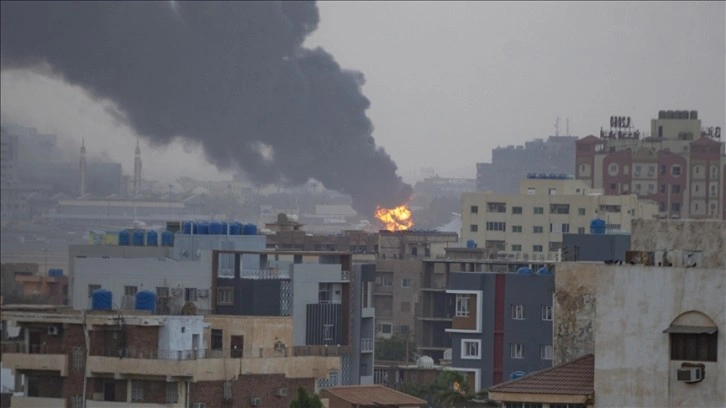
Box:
375 204 413 231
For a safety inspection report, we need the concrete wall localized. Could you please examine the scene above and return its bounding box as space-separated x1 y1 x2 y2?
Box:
553 263 598 364
631 219 726 268
158 316 207 357
203 315 292 350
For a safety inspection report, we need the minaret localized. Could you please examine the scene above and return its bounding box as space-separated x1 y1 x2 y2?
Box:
133 138 142 196
79 138 86 195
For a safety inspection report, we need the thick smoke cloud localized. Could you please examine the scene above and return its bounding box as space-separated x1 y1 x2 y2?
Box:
0 1 412 215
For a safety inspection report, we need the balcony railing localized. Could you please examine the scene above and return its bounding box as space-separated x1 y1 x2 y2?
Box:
89 345 353 360
1 342 63 354
360 338 374 352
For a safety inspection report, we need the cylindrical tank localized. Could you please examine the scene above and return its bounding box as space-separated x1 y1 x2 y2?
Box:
590 218 606 234
91 289 113 310
194 222 209 235
134 290 157 314
537 267 551 275
132 229 145 246
666 110 674 119
146 230 159 246
243 223 257 235
658 110 666 119
182 221 194 234
230 222 243 235
119 230 130 246
466 239 477 249
516 267 533 275
209 222 224 235
161 231 174 247
221 222 229 235
689 110 698 120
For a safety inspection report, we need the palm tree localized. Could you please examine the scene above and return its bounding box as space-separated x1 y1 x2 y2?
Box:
431 371 493 408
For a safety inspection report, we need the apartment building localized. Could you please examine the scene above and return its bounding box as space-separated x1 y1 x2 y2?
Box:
461 176 658 261
576 110 725 219
378 230 458 260
373 259 420 340
1 305 336 408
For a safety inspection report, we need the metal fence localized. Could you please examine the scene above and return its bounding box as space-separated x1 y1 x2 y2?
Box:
1 342 63 354
88 344 353 360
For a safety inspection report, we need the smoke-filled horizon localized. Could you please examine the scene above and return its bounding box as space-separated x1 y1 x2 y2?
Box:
0 1 412 215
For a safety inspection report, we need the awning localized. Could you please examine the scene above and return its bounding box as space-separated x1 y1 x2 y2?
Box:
663 325 718 334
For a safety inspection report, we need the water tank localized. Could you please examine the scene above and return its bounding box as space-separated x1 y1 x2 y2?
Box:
658 110 666 119
91 289 113 310
590 218 606 234
537 173 547 179
689 110 698 120
182 221 194 234
48 268 63 277
516 267 533 275
146 230 159 246
134 290 157 314
230 222 243 235
161 230 174 247
221 222 229 235
548 173 558 179
511 371 526 380
527 173 536 179
417 356 434 368
243 223 257 235
466 239 477 249
132 230 145 246
558 173 568 179
209 222 224 235
118 230 130 246
537 267 552 275
666 110 674 119
194 222 209 235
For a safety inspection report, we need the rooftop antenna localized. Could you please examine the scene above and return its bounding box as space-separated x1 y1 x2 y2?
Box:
554 117 560 137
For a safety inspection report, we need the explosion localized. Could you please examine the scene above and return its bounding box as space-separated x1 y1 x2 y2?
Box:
375 204 413 231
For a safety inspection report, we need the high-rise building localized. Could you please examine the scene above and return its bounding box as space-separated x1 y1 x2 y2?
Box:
575 110 725 219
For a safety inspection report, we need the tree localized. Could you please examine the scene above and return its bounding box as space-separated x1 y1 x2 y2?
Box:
289 387 323 408
401 371 494 408
375 334 415 362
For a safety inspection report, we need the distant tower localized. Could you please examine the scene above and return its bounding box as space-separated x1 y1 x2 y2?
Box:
133 139 142 196
79 138 87 195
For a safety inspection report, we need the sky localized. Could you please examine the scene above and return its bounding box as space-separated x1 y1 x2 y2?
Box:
1 1 724 185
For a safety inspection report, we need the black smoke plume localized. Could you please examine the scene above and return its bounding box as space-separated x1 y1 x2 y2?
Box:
0 1 412 215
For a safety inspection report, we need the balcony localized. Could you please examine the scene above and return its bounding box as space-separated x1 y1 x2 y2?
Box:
360 338 374 353
10 397 66 408
1 342 68 376
86 401 175 407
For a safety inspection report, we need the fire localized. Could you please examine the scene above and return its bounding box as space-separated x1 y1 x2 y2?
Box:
375 204 413 231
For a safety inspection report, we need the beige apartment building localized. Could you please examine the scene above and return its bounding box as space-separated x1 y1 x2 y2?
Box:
461 177 658 261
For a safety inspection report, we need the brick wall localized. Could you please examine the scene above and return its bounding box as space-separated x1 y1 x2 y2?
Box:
61 324 89 408
190 374 314 408
34 375 64 398
125 326 158 353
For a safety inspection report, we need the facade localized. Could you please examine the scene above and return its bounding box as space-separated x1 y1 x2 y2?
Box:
373 260 421 340
575 110 725 219
630 218 725 268
445 271 555 392
461 176 658 261
1 305 335 408
378 230 458 261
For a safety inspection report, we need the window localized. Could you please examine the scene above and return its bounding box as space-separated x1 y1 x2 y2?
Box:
512 206 523 214
461 339 481 359
455 295 470 317
512 225 522 233
486 221 506 231
511 244 522 252
533 245 543 253
527 188 536 195
510 343 524 359
88 284 101 298
578 208 586 216
710 185 717 197
711 165 719 178
211 329 223 350
156 287 169 298
550 204 569 214
578 227 585 234
382 277 392 287
533 226 543 233
672 165 681 176
400 301 411 313
671 203 680 212
608 163 618 176
485 240 506 251
166 383 178 403
487 202 506 213
72 347 85 370
401 278 412 288
670 333 717 362
541 305 552 321
562 223 570 233
660 184 666 193
610 183 617 191
470 224 478 232
660 165 666 175
124 285 138 296
511 304 525 320
380 324 392 334
672 184 680 194
540 344 553 360
411 247 418 256
634 165 642 175
550 405 586 408
470 205 478 214
132 380 144 402
533 207 544 214
185 288 198 302
217 287 233 305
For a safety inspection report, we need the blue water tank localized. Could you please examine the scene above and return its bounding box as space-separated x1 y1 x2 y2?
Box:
230 222 243 235
590 218 606 234
182 221 194 234
161 231 174 247
209 222 224 235
511 371 526 380
146 230 159 246
221 222 229 235
527 173 536 179
134 290 157 314
517 267 533 275
91 289 112 310
132 230 145 246
466 239 477 249
243 223 257 235
537 267 552 275
119 230 130 246
48 268 63 277
195 222 209 235
537 173 547 179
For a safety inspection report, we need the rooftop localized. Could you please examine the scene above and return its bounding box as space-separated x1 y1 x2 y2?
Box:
321 384 426 407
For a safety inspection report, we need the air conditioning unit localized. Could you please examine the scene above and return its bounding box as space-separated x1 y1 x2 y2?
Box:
677 366 703 383
171 288 183 297
197 289 209 298
275 388 288 397
249 397 262 406
48 326 60 336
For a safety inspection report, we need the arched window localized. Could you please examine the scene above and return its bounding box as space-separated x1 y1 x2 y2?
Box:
664 311 718 362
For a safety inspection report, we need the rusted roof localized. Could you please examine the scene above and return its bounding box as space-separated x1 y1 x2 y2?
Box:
320 384 426 406
489 354 594 395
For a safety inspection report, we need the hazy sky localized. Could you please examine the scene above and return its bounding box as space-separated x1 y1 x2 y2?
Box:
2 1 724 184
